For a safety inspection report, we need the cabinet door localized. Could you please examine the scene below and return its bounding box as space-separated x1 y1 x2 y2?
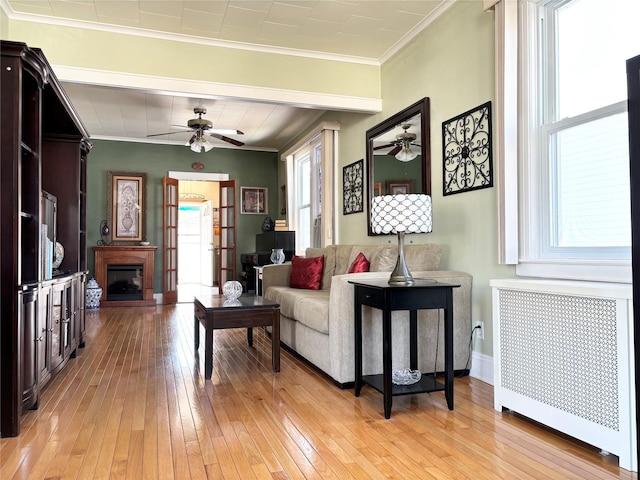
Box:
38 284 52 387
20 286 39 411
75 274 87 348
50 282 65 371
61 280 73 360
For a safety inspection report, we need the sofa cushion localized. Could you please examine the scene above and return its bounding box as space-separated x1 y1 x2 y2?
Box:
293 291 331 334
348 252 370 273
306 247 335 290
290 255 324 290
334 245 356 276
264 287 330 334
370 243 442 272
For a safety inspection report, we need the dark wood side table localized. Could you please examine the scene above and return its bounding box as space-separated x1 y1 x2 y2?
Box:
194 294 280 379
350 279 460 418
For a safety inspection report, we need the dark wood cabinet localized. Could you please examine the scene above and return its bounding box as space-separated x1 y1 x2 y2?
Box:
38 284 52 388
20 285 39 412
1 41 91 437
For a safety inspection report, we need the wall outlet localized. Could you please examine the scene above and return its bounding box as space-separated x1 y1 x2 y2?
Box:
475 321 484 340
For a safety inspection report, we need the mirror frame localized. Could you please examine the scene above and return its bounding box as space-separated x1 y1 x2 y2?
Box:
366 97 431 236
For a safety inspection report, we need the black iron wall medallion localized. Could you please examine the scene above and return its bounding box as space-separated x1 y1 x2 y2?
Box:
442 101 493 195
343 159 364 215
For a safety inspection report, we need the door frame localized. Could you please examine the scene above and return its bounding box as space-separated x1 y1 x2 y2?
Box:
167 171 229 301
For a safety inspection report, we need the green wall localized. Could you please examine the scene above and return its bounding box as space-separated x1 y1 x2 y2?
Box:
87 140 279 293
316 1 516 358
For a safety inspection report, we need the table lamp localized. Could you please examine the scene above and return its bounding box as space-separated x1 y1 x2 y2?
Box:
370 194 432 285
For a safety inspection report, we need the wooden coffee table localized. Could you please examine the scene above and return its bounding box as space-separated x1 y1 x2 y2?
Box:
193 294 280 379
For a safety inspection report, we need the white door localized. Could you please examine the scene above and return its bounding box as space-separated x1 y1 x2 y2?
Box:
200 200 214 286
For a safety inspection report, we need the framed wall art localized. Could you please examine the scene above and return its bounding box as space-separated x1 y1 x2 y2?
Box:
241 187 268 214
442 101 493 196
107 171 147 242
386 179 413 195
343 159 364 215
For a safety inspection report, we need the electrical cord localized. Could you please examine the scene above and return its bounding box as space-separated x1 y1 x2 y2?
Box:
457 324 482 378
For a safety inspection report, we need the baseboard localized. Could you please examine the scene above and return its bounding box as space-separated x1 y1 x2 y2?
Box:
470 351 494 385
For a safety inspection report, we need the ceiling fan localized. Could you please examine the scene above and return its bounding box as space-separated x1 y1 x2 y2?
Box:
374 123 420 162
147 107 245 153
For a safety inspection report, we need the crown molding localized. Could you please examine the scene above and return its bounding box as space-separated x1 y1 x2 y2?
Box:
52 65 382 114
0 0 379 66
379 0 458 64
1 0 456 66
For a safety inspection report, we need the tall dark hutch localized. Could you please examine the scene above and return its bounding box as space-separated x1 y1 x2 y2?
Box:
1 41 91 437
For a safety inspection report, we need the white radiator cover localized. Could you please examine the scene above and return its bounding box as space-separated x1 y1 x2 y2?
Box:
491 279 637 472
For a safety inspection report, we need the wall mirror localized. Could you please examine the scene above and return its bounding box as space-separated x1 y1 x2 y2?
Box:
366 98 431 235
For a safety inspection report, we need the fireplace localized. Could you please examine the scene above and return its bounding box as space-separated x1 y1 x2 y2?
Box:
107 264 143 301
93 246 157 307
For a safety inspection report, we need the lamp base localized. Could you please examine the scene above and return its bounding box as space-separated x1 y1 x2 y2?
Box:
388 231 414 286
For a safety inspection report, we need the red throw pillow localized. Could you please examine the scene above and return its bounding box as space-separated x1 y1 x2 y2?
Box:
289 255 324 290
348 252 370 273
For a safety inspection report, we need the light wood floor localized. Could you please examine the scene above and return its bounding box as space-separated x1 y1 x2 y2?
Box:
1 304 636 479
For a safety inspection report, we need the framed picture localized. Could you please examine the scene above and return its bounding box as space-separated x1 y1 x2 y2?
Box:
241 187 268 214
108 171 146 242
442 101 493 195
373 182 382 197
343 159 364 215
386 179 413 195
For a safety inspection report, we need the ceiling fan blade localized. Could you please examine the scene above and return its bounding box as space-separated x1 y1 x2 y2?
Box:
387 145 402 156
208 133 245 147
146 130 190 138
374 143 395 151
210 128 245 136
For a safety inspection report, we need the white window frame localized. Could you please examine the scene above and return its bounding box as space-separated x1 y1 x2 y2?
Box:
498 0 632 283
292 139 322 253
282 122 339 254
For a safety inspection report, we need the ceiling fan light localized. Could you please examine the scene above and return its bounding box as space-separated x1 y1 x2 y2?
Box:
202 139 214 152
395 144 418 162
190 139 203 153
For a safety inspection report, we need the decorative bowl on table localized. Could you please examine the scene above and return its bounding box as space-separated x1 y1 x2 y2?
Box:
392 368 422 385
222 280 243 300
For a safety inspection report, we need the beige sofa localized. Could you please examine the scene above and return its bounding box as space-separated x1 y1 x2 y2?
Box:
262 244 472 386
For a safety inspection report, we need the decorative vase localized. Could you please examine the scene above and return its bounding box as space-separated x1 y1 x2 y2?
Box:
222 280 243 300
262 216 275 232
85 277 103 309
270 248 285 264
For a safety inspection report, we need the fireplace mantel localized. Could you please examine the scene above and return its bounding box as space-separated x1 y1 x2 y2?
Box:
93 246 157 307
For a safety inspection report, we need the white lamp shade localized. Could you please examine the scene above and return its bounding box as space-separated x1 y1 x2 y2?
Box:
371 194 432 234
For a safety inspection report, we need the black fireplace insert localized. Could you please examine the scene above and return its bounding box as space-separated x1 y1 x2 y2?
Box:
106 264 143 301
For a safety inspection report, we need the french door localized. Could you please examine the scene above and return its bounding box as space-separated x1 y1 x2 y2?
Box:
218 180 236 285
162 177 178 304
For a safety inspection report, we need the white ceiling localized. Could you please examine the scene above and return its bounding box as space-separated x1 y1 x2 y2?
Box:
4 0 451 151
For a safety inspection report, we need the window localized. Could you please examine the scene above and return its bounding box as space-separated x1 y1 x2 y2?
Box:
517 0 639 281
293 139 322 252
282 122 339 254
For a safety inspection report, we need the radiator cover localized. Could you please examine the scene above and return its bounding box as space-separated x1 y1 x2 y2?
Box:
491 279 636 472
